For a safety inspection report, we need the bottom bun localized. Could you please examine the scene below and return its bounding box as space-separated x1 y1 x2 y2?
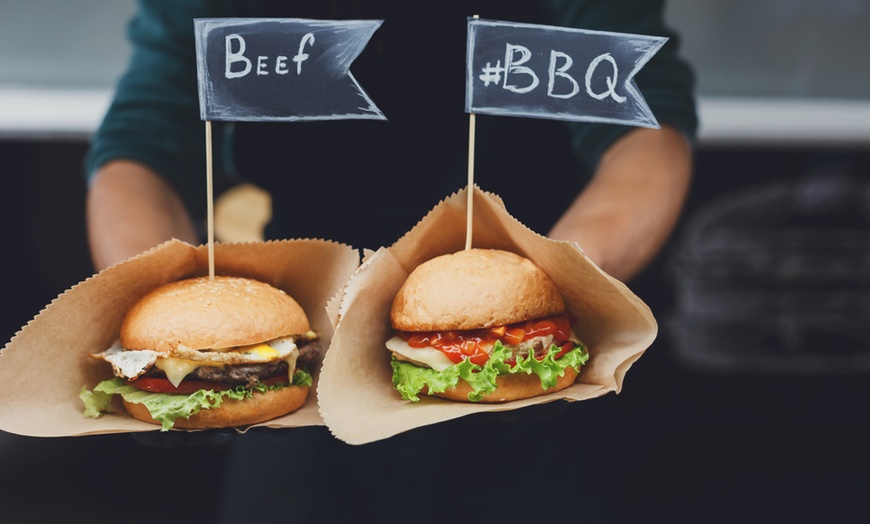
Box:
430 367 579 403
123 385 309 430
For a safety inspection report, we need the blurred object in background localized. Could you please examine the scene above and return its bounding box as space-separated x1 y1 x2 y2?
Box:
666 0 870 147
668 171 870 374
667 0 870 99
0 0 134 140
214 183 271 243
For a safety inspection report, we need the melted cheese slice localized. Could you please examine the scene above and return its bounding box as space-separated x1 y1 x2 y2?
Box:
155 358 212 387
386 336 454 371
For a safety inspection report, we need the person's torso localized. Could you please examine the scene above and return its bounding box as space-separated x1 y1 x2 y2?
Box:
229 0 584 248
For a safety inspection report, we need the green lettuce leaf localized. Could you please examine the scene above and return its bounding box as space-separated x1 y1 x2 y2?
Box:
79 385 115 418
79 369 312 431
391 341 589 402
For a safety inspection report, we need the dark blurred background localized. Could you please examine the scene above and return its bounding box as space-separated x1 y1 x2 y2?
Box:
2 1 869 523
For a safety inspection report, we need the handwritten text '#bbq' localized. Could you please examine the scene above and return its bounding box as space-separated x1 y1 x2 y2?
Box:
466 18 667 128
478 44 632 102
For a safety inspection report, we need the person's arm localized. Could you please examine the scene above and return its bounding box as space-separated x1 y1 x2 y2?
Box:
87 160 199 270
548 125 691 281
84 1 233 271
543 0 697 281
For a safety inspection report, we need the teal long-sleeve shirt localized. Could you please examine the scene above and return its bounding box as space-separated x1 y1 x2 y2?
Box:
85 0 697 239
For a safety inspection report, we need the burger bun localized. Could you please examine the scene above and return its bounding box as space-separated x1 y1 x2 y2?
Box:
428 367 579 403
121 276 310 351
123 384 310 430
391 249 564 331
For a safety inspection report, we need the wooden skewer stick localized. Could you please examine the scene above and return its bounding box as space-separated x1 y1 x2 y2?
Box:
466 111 476 251
205 120 215 279
466 14 480 251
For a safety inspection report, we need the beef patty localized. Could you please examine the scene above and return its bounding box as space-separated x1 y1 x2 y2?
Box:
143 338 320 387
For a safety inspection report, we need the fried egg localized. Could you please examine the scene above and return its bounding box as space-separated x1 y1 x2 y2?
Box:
91 335 304 386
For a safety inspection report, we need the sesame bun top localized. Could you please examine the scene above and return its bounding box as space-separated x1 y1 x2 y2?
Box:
120 276 310 351
390 249 565 332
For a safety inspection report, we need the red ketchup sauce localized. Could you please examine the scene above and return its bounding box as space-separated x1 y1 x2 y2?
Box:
399 316 574 366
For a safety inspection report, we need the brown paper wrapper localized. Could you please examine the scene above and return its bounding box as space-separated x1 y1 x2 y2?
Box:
318 187 657 445
0 238 359 437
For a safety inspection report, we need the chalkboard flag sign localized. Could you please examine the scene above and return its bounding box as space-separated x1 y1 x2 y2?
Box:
194 18 385 121
193 17 384 278
461 16 666 250
465 17 665 127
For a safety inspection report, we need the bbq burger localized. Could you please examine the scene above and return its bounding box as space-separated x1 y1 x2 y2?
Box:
80 276 317 430
387 249 589 402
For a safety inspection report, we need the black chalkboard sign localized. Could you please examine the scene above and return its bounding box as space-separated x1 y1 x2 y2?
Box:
466 18 666 127
194 18 385 122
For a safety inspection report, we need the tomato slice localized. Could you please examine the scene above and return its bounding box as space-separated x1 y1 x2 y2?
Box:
554 341 574 360
129 375 286 394
398 315 575 367
436 341 491 366
488 326 507 337
525 317 571 341
502 328 525 345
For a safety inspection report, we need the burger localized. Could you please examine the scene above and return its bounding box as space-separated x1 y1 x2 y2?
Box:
80 275 317 430
387 248 589 402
